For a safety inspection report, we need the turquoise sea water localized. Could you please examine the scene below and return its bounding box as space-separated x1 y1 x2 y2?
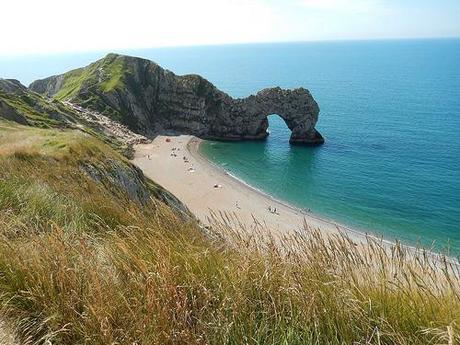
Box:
1 39 459 253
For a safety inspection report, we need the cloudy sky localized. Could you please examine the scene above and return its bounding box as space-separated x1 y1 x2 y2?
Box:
1 0 459 56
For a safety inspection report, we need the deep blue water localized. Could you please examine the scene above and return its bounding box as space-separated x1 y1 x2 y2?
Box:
1 39 459 253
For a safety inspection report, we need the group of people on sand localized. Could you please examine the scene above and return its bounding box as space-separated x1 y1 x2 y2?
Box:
170 147 180 157
167 146 196 173
169 147 192 164
268 205 280 215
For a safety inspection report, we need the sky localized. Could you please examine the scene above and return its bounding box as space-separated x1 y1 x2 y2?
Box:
1 0 459 56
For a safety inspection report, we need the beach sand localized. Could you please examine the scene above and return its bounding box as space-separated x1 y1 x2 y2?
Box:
133 135 368 243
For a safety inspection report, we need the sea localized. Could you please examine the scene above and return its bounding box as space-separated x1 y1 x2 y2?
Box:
1 39 459 253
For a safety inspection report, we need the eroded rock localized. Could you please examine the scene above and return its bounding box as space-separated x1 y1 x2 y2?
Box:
30 54 324 145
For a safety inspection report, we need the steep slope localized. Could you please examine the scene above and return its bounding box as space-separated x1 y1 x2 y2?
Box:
0 80 188 217
30 53 324 145
0 121 188 230
1 121 459 344
0 78 81 128
0 78 145 157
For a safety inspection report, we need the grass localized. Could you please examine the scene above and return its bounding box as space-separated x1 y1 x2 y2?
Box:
52 54 130 123
53 54 127 101
0 90 64 128
0 88 135 158
0 124 459 344
0 123 183 232
54 67 92 100
32 53 146 129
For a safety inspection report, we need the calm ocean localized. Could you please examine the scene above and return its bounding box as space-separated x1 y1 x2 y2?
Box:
1 39 459 253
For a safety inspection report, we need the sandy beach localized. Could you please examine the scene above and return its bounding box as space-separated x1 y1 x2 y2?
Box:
132 135 372 243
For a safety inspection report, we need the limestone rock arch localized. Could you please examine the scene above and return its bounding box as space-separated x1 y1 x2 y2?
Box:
210 87 324 145
29 54 324 145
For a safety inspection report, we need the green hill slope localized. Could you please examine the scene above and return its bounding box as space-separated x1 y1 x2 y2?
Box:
0 121 188 230
0 78 80 128
0 78 137 157
29 53 163 129
28 54 324 145
0 73 459 344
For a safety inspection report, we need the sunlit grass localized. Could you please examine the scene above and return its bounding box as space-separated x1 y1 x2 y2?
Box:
1 208 459 344
0 125 459 344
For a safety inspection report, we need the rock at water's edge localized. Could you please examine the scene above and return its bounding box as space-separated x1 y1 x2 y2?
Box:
29 54 324 145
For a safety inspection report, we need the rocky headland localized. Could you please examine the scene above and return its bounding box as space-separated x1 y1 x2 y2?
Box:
30 53 324 145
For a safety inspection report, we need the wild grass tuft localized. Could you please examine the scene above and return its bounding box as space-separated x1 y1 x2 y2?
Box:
1 207 459 344
0 125 459 344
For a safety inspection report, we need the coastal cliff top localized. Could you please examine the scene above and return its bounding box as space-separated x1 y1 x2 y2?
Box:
29 53 324 145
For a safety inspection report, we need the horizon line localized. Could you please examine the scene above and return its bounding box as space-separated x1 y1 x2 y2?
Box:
1 35 460 59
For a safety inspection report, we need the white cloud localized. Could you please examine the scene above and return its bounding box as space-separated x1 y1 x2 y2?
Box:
299 0 382 14
0 0 458 56
0 0 278 56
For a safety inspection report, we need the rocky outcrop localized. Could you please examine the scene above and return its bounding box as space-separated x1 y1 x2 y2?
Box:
28 75 65 98
63 101 150 146
0 79 28 94
0 79 30 125
227 87 323 145
30 54 324 145
80 158 190 219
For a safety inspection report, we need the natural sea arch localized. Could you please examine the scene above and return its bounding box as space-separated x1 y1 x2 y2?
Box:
222 87 325 146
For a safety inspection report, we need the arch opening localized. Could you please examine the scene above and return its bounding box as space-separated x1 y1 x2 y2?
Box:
264 114 292 142
255 112 323 146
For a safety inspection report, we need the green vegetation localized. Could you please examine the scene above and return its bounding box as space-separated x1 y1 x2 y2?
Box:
0 119 459 344
99 56 126 92
0 87 135 158
54 54 127 100
0 123 179 230
0 84 459 344
49 54 135 123
0 89 69 128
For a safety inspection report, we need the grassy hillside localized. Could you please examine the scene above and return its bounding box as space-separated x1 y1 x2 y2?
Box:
0 81 77 128
1 81 460 344
28 53 223 134
0 119 459 344
29 54 138 124
0 79 136 158
0 121 187 229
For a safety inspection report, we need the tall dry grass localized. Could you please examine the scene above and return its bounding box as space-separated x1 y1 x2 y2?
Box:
1 124 459 344
0 203 459 344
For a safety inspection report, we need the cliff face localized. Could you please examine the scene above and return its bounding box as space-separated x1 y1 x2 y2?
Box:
30 54 324 145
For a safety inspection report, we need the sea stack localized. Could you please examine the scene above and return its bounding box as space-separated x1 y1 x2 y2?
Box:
30 53 324 145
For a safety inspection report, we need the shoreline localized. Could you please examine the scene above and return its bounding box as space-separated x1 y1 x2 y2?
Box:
132 135 457 263
133 135 372 244
188 136 376 243
189 137 431 253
